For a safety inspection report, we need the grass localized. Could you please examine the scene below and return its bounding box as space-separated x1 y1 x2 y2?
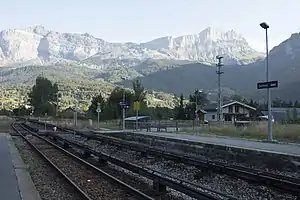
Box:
178 122 300 143
43 117 300 143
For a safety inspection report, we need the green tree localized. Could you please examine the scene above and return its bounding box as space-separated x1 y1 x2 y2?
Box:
13 106 31 116
286 109 291 122
248 99 255 107
132 79 147 101
88 94 105 118
0 109 11 116
28 76 58 116
292 108 298 121
189 90 208 107
104 87 133 120
288 101 293 108
175 94 186 120
128 79 149 116
230 94 243 102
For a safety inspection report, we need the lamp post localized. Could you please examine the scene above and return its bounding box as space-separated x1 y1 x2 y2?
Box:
260 22 272 141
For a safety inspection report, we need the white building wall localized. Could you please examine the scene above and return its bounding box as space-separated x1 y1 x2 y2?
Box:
204 112 218 122
222 107 228 113
223 104 251 116
205 103 254 122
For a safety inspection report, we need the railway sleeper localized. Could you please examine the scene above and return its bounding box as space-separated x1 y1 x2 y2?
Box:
83 150 92 158
140 151 148 157
98 157 108 166
63 141 70 149
290 160 300 172
152 179 167 193
194 168 213 179
136 151 148 159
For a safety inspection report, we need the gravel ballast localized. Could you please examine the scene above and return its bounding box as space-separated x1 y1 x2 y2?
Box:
13 136 85 200
71 147 198 200
26 135 138 200
60 134 298 200
99 133 300 178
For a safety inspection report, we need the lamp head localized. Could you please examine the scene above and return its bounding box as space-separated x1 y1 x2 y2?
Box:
260 22 269 29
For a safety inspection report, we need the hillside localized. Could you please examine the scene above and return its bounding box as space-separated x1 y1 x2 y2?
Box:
0 64 104 84
0 65 177 110
119 60 300 101
117 31 300 101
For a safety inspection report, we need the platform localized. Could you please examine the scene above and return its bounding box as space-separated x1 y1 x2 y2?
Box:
133 131 300 156
0 133 41 200
92 129 300 157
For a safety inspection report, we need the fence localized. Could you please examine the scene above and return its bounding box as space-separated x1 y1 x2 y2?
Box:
32 117 239 132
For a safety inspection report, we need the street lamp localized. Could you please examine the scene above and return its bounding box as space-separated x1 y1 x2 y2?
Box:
260 22 272 141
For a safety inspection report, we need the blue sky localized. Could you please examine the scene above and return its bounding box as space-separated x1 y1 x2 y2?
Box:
1 0 299 51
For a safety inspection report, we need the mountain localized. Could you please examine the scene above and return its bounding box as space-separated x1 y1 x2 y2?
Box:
0 25 262 68
140 27 263 65
119 32 300 101
1 25 299 101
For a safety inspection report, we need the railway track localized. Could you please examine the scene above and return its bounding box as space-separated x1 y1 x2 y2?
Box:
26 119 300 197
12 122 154 200
22 121 235 200
84 132 300 195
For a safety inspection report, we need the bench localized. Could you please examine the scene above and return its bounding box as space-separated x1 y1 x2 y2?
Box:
153 124 167 132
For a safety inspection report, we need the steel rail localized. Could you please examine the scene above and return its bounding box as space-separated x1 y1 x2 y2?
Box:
11 122 93 200
14 122 154 200
50 133 237 200
27 119 300 195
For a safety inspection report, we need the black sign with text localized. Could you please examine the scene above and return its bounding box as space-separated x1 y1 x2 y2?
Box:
257 81 278 89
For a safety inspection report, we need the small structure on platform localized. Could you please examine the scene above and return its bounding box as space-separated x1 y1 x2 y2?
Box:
204 101 256 123
124 116 150 129
196 109 207 121
61 106 86 118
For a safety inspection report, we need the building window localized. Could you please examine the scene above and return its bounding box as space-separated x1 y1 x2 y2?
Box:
212 115 215 119
235 105 239 113
229 105 233 113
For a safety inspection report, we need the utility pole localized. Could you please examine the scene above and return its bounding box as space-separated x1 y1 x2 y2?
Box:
18 93 21 116
195 89 199 120
96 102 101 129
56 92 59 117
122 90 126 130
0 90 3 110
216 56 224 123
120 77 126 131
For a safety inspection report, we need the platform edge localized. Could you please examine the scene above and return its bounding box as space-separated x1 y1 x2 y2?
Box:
6 134 42 200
